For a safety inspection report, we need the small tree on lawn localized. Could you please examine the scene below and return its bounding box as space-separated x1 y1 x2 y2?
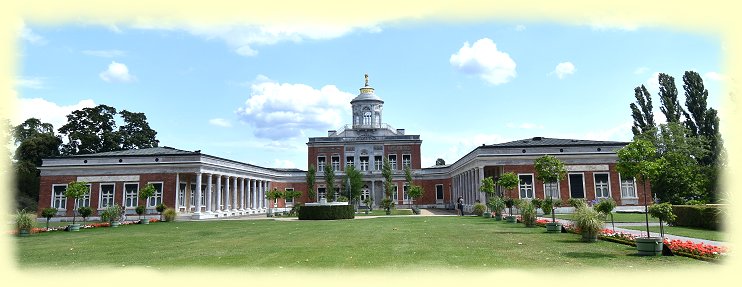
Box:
77 206 92 224
497 172 519 216
594 198 617 232
324 164 336 202
534 155 567 223
306 164 317 202
479 176 496 214
266 188 284 215
41 207 58 229
64 181 90 225
346 165 364 206
404 166 424 213
648 202 676 238
381 157 395 215
155 203 167 221
617 139 661 238
139 183 156 212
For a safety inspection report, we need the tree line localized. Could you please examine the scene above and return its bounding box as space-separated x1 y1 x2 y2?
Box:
11 104 159 211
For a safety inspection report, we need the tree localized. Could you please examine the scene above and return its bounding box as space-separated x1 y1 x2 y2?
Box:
12 119 62 211
306 164 317 201
345 165 364 205
435 158 446 166
41 207 58 229
64 181 90 225
616 139 660 238
658 73 684 123
58 104 120 155
404 166 424 211
139 183 156 218
381 157 395 214
533 155 567 222
497 172 519 216
13 118 55 144
119 110 159 149
323 163 336 201
630 85 656 136
479 176 496 213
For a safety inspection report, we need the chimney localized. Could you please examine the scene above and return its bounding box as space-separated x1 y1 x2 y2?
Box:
328 130 336 136
396 129 405 135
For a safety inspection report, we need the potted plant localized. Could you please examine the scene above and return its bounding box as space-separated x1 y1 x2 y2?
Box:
504 197 516 223
163 207 177 222
616 139 663 256
77 206 92 225
479 176 497 218
472 202 486 216
534 154 567 232
574 206 604 242
520 201 537 227
487 196 506 221
138 183 156 222
266 188 283 217
64 181 90 231
101 204 123 227
15 209 35 237
41 207 58 230
135 205 147 224
594 198 617 232
649 202 676 238
156 203 167 221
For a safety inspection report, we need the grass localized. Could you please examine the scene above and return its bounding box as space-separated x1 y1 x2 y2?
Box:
620 225 725 242
14 216 709 270
555 212 659 223
355 209 414 216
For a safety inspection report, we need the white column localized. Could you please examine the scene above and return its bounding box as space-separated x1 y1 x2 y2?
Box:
215 175 222 212
478 167 485 202
239 178 245 211
205 173 213 213
260 180 266 210
251 179 257 210
267 181 272 209
194 172 202 215
232 176 238 211
175 173 180 212
224 176 230 211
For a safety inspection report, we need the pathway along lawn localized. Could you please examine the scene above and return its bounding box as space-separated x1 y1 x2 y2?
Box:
16 217 709 270
555 212 659 223
620 225 725 242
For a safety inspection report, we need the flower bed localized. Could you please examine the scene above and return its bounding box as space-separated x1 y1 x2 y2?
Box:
8 219 161 235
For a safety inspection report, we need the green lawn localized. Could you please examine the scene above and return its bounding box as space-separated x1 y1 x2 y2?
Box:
555 212 659 223
355 209 414 216
15 216 709 270
620 225 725 242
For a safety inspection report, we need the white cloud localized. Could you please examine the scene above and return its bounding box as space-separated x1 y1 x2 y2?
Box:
420 131 508 167
554 62 575 79
644 72 660 96
449 38 517 85
15 77 45 89
236 76 355 140
506 122 544 129
82 49 126 57
208 118 232 127
99 61 135 83
272 159 297 169
20 25 46 45
634 67 649 75
15 98 96 130
135 23 379 57
515 25 526 31
704 71 725 81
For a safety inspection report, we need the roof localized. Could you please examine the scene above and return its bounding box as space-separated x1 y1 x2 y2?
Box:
485 137 629 148
68 146 199 157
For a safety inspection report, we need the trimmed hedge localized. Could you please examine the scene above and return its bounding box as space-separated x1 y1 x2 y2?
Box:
298 205 355 220
670 205 724 230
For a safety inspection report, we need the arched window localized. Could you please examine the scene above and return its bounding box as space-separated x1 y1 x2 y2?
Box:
362 107 371 125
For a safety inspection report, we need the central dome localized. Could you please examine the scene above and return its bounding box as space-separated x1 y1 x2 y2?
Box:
351 74 384 104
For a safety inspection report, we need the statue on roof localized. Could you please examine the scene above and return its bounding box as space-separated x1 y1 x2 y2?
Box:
364 73 369 86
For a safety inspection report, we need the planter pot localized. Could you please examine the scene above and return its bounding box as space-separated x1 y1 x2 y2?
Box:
545 222 562 233
139 219 149 224
110 221 120 228
484 212 491 218
636 237 663 256
505 216 516 223
494 214 503 221
18 229 30 237
69 224 81 231
581 230 599 242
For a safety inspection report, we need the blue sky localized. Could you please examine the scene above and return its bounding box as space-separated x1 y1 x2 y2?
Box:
14 20 723 169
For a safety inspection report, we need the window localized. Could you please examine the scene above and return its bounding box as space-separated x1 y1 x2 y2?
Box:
331 156 340 171
363 107 371 125
124 183 139 208
544 182 560 199
75 184 92 208
361 186 370 202
318 187 326 200
620 176 637 198
374 156 382 170
594 173 610 198
317 156 326 171
52 184 67 209
518 174 534 199
388 154 397 170
285 188 294 206
178 183 186 207
147 182 163 207
391 184 398 202
403 184 410 204
436 184 444 203
346 156 354 168
99 183 115 208
189 183 195 210
360 156 369 171
568 173 585 198
402 154 411 168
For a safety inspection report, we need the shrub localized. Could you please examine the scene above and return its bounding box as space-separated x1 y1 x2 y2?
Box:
163 208 177 222
487 196 506 215
504 198 514 208
337 196 349 202
289 203 302 216
135 205 146 218
531 198 543 209
540 198 553 215
671 205 723 230
574 207 604 240
568 198 587 209
594 198 616 216
472 203 486 216
101 204 122 222
77 206 93 223
649 202 676 222
520 201 537 227
16 209 35 231
298 205 355 220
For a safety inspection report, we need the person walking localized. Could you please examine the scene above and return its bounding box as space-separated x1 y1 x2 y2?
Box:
457 196 464 216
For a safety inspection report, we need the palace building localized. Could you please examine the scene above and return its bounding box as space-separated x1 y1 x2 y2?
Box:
37 76 650 220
